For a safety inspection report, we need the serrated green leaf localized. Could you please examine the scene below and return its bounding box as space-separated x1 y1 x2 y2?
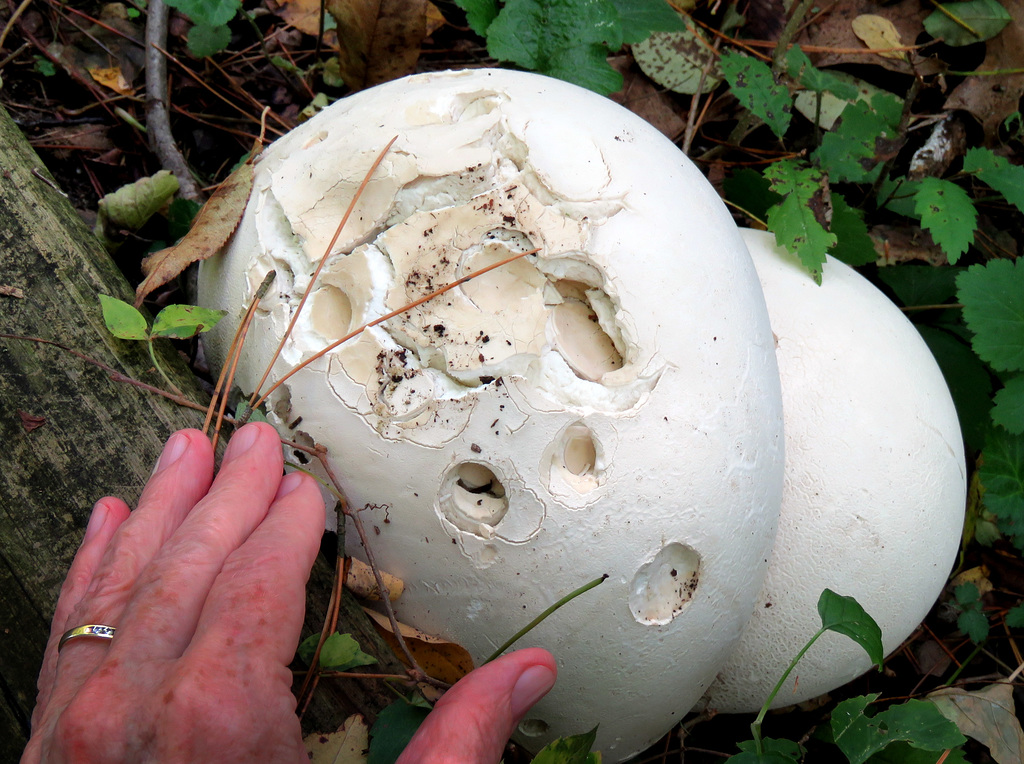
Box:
993 374 1024 434
453 0 499 35
763 160 835 283
958 606 990 642
632 17 721 94
367 698 431 764
818 589 884 669
608 0 684 44
832 695 967 764
877 175 921 219
785 45 858 99
957 259 1024 372
164 0 239 26
916 326 992 454
723 168 780 222
928 683 1024 764
923 0 1011 46
187 22 232 57
1006 603 1024 628
150 304 225 339
813 94 901 184
486 0 624 94
877 265 964 306
830 194 876 266
979 426 1024 551
720 51 791 137
963 146 1024 215
533 726 600 764
913 178 977 262
99 294 149 340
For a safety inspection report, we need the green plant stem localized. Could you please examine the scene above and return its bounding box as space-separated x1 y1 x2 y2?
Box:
947 67 1024 76
147 338 184 397
484 574 608 664
945 640 984 684
771 0 817 76
751 625 827 754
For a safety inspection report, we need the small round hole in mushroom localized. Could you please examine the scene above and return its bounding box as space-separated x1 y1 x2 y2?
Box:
562 424 598 477
518 718 550 737
439 462 510 538
629 543 701 626
309 284 354 339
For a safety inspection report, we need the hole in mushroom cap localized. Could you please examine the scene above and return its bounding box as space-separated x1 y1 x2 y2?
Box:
439 462 510 538
563 424 597 476
518 718 550 737
548 292 623 383
309 284 354 339
628 543 701 626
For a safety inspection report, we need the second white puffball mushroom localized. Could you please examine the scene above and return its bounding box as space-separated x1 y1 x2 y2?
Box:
701 228 966 713
198 69 784 759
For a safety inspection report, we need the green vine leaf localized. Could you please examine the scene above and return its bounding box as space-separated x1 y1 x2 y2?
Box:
532 726 601 764
957 259 1024 372
99 295 149 340
297 632 377 671
954 582 990 642
763 160 836 284
963 146 1024 215
913 177 977 263
720 51 792 138
923 0 1011 46
150 304 226 339
367 697 431 764
817 589 884 669
164 0 240 27
831 694 966 764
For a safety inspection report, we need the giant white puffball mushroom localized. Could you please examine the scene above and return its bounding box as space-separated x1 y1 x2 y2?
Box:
701 229 966 714
197 69 785 759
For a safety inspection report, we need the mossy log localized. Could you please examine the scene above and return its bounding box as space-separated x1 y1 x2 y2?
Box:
0 104 403 761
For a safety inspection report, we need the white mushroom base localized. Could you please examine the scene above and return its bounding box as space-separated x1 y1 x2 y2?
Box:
198 69 785 759
701 229 966 714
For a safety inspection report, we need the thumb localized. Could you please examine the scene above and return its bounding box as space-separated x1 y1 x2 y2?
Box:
396 648 557 764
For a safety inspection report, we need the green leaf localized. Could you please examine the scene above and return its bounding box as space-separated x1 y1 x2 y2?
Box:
533 726 600 764
916 326 992 454
877 265 964 307
632 21 721 95
486 0 624 94
300 632 378 671
957 259 1024 371
608 0 684 43
94 170 180 251
928 684 1023 764
187 22 232 57
829 194 876 266
813 94 901 184
763 159 836 284
167 197 202 242
785 45 858 99
877 175 922 219
979 426 1024 551
832 694 967 764
728 753 798 763
818 589 884 669
913 178 977 262
963 146 1024 215
732 737 803 762
1007 603 1024 628
367 698 431 764
720 51 792 138
453 0 499 36
723 168 781 222
958 606 990 643
33 56 56 77
150 304 225 339
923 0 1011 46
99 294 149 340
164 0 239 26
865 742 968 764
993 374 1024 434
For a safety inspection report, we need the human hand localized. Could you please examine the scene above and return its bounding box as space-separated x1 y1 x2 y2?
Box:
23 423 325 764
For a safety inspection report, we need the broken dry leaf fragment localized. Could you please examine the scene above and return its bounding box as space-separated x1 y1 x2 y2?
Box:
304 714 369 764
851 14 908 60
362 608 474 685
135 159 254 307
88 66 134 95
345 557 404 601
19 411 46 433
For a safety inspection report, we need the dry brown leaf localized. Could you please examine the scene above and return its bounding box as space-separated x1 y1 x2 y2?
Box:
303 714 369 764
0 285 25 298
851 14 908 60
19 411 45 433
345 557 404 601
928 684 1024 764
945 0 1024 145
88 66 135 95
800 0 940 75
134 160 254 307
362 608 474 685
950 564 993 595
274 0 338 45
326 0 428 90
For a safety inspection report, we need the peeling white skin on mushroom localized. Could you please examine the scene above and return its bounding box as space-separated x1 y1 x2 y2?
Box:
198 69 784 760
700 229 966 714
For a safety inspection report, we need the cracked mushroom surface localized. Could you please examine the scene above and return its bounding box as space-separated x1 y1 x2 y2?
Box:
701 229 967 714
198 69 784 759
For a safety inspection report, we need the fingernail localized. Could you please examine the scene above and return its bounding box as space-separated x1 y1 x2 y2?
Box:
155 431 190 473
276 472 304 499
226 423 261 457
510 665 556 718
82 502 109 543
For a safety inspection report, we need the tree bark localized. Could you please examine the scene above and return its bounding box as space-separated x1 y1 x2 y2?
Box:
0 105 402 760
